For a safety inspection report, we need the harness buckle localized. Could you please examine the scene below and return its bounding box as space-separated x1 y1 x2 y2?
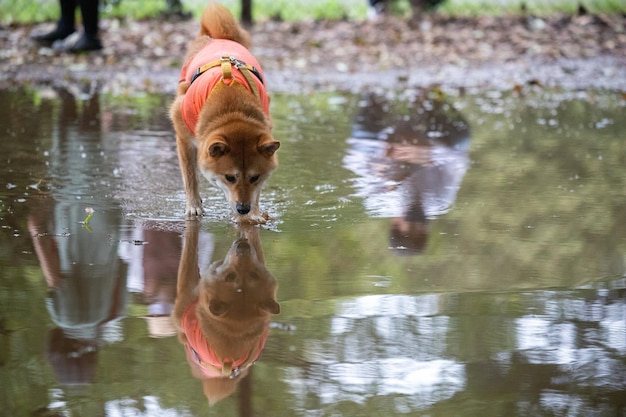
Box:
221 56 244 70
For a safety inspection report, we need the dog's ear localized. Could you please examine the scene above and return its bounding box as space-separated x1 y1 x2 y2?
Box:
259 299 280 315
258 140 280 158
209 299 230 316
209 141 231 158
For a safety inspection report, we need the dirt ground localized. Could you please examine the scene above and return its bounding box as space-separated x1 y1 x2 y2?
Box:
1 13 625 94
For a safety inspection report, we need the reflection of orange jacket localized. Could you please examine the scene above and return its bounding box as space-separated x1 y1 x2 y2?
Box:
179 39 269 135
181 300 268 378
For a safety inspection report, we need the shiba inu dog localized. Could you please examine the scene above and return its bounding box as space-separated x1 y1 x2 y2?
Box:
170 2 280 222
172 220 280 404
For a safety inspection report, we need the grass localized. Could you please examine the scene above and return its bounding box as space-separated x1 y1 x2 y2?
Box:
217 0 369 20
1 0 625 25
439 0 626 16
0 0 368 24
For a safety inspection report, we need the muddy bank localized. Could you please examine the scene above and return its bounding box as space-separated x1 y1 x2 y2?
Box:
1 13 625 94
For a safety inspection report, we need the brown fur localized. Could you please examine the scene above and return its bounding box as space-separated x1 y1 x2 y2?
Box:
170 2 279 222
172 219 279 404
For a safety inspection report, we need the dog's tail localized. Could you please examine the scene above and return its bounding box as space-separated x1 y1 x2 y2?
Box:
200 2 251 49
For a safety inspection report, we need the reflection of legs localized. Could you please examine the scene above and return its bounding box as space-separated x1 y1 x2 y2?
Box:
79 94 101 132
31 0 77 45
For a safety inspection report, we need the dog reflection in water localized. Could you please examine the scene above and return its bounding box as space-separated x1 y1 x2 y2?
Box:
172 220 280 405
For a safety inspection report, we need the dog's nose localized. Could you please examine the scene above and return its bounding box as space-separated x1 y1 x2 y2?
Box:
236 203 251 215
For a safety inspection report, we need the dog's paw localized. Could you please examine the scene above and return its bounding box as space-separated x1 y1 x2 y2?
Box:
237 211 270 225
185 204 204 218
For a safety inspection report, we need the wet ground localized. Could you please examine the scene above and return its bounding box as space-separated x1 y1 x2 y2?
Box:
2 13 626 94
1 78 625 416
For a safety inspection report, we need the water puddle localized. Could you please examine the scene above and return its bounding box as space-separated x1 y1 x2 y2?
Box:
0 85 624 416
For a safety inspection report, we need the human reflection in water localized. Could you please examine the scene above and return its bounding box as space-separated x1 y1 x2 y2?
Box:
120 222 189 338
26 86 127 386
173 220 280 405
344 89 471 255
28 198 127 386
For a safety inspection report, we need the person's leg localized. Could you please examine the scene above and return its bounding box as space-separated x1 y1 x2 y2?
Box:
31 0 77 44
79 0 100 39
58 0 77 33
367 0 386 19
162 0 191 20
166 0 183 12
70 0 102 52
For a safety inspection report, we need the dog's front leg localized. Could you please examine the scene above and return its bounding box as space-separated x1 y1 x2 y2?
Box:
240 224 265 264
171 95 203 217
178 138 203 217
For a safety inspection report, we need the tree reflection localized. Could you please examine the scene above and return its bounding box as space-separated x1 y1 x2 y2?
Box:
280 282 626 415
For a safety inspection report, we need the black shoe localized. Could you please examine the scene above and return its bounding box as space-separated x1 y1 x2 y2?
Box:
68 34 103 53
31 28 75 46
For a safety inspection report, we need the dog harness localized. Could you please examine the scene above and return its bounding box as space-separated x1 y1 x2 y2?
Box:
181 300 269 379
179 39 270 135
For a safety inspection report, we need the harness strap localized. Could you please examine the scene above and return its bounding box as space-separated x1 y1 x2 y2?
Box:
189 55 264 102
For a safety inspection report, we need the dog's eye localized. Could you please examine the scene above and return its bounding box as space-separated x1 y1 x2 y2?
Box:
225 175 236 183
249 175 260 184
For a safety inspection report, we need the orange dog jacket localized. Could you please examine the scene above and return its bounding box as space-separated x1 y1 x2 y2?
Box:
181 300 269 378
179 39 270 135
